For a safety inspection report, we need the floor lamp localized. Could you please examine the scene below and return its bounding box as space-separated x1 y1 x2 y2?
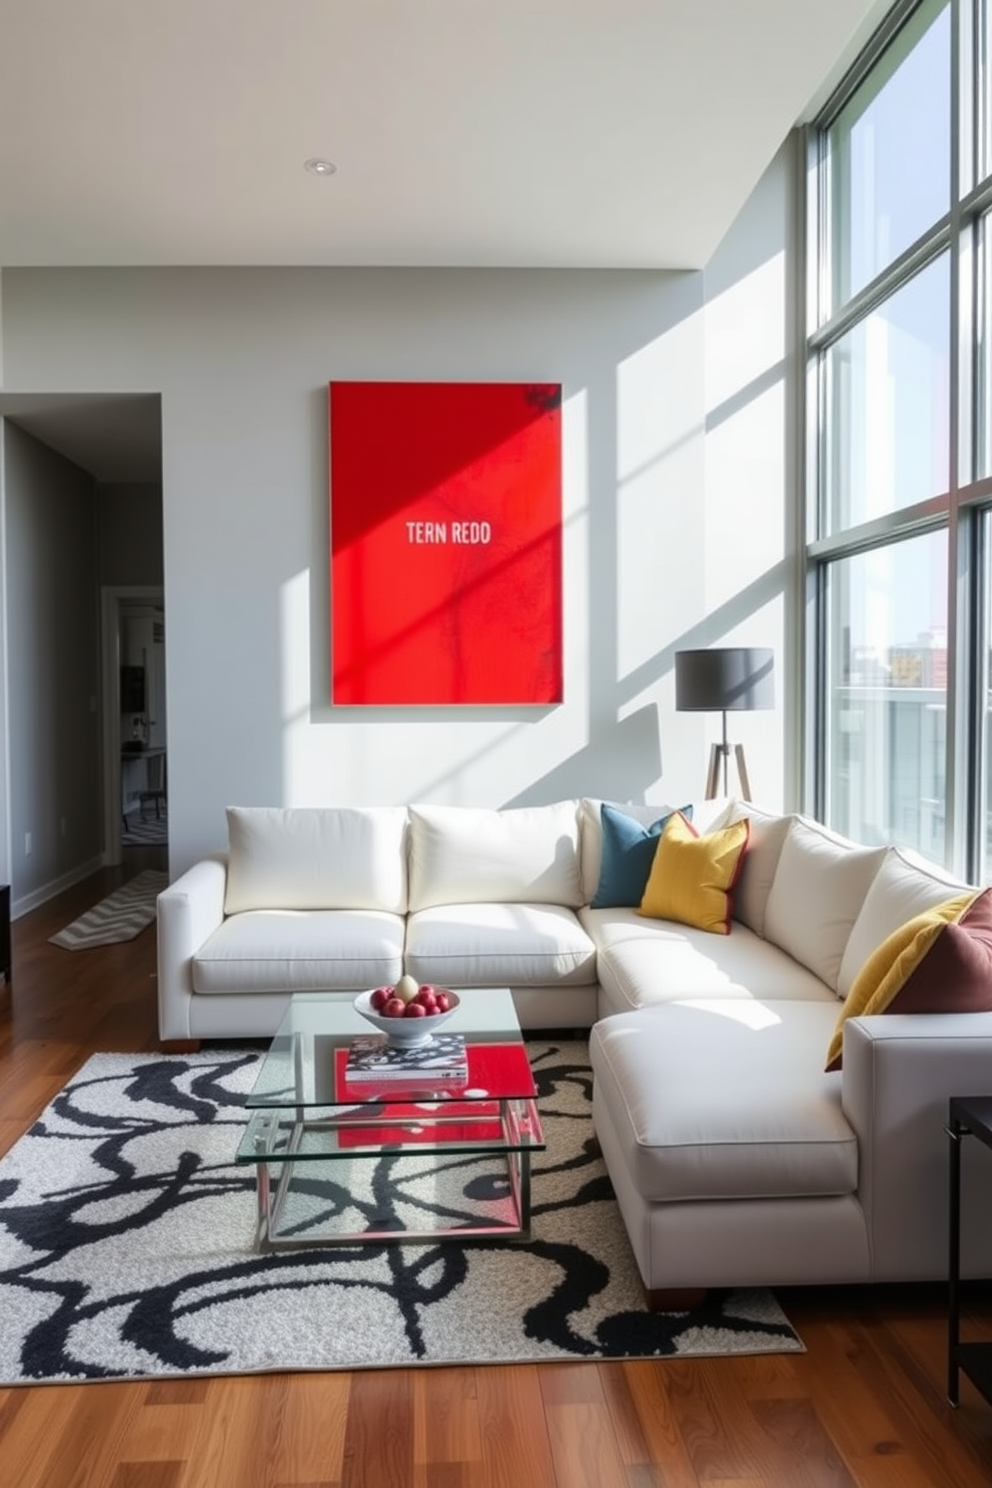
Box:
674 647 775 800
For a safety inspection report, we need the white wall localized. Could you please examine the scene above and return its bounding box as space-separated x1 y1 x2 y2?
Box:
702 135 801 807
0 139 799 880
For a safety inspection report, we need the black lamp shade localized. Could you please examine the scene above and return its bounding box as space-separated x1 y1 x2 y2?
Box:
675 648 774 712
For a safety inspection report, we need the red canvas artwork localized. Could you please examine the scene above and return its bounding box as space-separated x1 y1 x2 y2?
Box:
329 381 562 705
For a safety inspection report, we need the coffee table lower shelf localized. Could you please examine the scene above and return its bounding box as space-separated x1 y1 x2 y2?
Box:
238 1097 543 1251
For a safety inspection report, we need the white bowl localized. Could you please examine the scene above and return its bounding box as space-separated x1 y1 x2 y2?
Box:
353 987 461 1047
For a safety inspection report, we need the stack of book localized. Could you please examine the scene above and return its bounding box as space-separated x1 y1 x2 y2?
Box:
344 1031 469 1085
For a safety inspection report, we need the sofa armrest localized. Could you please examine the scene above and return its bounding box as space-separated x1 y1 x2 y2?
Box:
156 855 228 1041
841 1012 992 1279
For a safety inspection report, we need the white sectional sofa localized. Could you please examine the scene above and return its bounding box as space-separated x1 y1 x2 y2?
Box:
157 797 992 1294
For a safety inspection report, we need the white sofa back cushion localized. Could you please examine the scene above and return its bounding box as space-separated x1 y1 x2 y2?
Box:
224 806 408 915
763 816 886 992
409 801 583 911
727 805 792 938
836 844 972 999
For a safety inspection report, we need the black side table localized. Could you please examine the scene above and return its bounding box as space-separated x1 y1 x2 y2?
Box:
947 1095 992 1406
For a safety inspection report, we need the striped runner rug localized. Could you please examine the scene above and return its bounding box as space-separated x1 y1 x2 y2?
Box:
122 808 168 846
48 870 168 950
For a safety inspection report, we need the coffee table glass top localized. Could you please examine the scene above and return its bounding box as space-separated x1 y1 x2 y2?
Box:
242 987 538 1111
234 988 544 1245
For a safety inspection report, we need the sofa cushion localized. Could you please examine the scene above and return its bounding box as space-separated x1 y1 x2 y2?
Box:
406 902 597 986
590 1002 857 1202
726 805 792 937
763 817 886 992
826 888 992 1070
836 844 971 999
193 909 405 993
408 801 583 911
590 802 691 908
589 914 837 1014
638 812 749 934
224 806 408 915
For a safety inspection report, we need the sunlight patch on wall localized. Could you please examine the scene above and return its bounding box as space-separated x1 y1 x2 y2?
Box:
699 240 789 810
615 310 705 681
560 386 590 720
705 252 786 416
280 567 311 801
704 381 786 609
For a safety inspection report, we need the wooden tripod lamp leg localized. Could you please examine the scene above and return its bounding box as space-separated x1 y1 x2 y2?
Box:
705 743 722 798
735 744 752 801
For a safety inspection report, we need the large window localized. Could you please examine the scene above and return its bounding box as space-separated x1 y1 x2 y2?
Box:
823 531 947 857
824 254 950 533
808 0 992 878
825 0 950 309
980 209 992 480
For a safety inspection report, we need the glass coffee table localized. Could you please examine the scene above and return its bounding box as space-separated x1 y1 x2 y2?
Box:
235 987 545 1251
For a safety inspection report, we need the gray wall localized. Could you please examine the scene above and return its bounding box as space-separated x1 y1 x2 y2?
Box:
0 137 800 892
98 482 163 587
4 422 103 899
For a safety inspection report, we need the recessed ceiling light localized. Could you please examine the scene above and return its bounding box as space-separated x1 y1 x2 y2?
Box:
304 158 337 177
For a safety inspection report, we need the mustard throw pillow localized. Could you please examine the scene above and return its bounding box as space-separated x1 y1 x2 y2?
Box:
825 887 992 1071
637 811 750 935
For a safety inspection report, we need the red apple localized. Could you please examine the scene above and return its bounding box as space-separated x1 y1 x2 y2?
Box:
434 991 451 1012
404 1001 427 1018
415 987 438 1012
383 997 406 1019
369 987 390 1011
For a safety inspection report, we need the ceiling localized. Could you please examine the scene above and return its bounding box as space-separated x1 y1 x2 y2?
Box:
0 393 162 483
0 0 894 480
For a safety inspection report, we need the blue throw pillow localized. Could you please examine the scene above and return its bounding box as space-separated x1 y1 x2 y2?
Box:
591 802 693 908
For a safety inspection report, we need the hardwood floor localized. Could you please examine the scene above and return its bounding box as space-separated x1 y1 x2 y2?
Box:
2 857 992 1487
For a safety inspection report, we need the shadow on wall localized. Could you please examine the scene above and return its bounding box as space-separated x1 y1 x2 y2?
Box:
509 704 661 807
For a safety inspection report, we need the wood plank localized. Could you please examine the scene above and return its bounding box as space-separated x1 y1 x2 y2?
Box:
340 1369 413 1488
476 1364 557 1488
665 1360 770 1483
178 1375 297 1488
605 1362 700 1488
109 1462 185 1488
747 1397 859 1487
781 1311 921 1485
596 1361 656 1468
266 1371 350 1487
539 1361 627 1488
20 1383 143 1488
413 1364 481 1481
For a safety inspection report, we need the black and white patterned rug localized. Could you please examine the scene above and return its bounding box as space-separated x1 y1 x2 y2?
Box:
0 1044 803 1384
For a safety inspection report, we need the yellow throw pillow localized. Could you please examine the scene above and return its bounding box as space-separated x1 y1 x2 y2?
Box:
637 811 750 935
825 888 992 1071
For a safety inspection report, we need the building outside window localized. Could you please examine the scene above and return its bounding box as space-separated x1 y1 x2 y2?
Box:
807 0 992 878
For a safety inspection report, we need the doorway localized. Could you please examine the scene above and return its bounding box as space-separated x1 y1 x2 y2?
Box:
101 586 166 867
